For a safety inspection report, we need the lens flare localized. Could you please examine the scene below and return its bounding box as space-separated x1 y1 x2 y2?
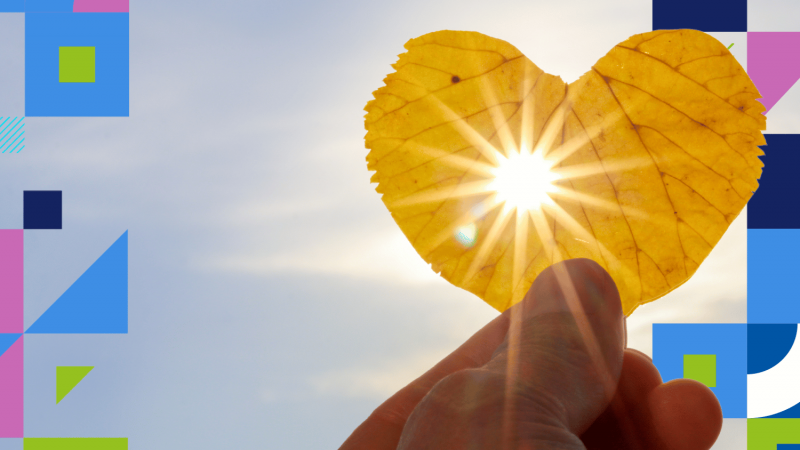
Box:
487 150 561 214
454 223 477 248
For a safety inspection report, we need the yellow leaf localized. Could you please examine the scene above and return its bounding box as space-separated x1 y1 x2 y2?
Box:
364 29 766 316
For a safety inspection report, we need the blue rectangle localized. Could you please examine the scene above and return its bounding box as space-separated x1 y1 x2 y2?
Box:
0 0 24 12
25 13 129 117
25 0 73 12
653 0 747 32
653 323 747 418
777 445 800 449
748 229 800 324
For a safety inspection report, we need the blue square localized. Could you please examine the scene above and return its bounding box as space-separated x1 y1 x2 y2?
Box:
653 324 747 418
0 0 24 12
25 13 129 117
25 0 72 12
748 230 800 324
653 0 747 32
23 190 62 230
747 135 800 229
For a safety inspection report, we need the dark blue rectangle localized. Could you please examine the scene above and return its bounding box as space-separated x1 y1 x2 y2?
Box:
0 0 24 11
777 445 800 449
23 190 62 229
747 134 800 229
653 0 747 32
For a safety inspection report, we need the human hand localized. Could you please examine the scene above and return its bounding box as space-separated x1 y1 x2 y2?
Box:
339 258 723 449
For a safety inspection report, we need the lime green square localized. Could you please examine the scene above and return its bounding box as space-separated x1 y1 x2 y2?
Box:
59 47 95 83
683 354 716 387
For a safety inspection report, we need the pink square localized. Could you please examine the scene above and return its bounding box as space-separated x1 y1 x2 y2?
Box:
73 0 129 13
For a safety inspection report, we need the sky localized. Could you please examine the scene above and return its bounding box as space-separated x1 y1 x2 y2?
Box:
1 0 799 448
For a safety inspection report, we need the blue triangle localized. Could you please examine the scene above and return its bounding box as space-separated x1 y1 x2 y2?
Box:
26 231 128 334
0 334 22 357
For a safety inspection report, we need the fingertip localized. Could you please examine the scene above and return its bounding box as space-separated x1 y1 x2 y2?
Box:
527 258 621 320
618 349 662 401
647 379 723 450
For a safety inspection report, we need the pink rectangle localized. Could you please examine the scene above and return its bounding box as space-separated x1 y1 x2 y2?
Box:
73 0 129 12
0 335 23 438
0 230 23 334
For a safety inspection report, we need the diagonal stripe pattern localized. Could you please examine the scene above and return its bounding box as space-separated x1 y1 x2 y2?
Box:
0 117 25 154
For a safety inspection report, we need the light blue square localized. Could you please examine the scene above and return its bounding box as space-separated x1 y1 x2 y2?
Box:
653 324 747 418
748 229 800 324
0 438 23 450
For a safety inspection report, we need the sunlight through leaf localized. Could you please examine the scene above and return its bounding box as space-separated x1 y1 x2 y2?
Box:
364 29 766 316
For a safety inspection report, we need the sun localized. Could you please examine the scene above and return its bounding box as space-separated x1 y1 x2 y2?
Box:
487 149 561 214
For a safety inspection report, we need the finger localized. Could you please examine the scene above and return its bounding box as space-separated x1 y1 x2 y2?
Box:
580 349 663 449
486 258 625 439
581 350 722 450
338 302 511 449
647 379 723 450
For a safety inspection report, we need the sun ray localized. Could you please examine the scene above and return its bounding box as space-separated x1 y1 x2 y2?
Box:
518 63 539 157
478 74 519 159
424 93 503 166
549 186 649 219
544 108 628 166
533 103 569 159
528 206 561 265
552 157 652 180
391 142 498 178
387 179 494 208
512 208 530 297
458 204 515 287
542 199 642 315
419 193 501 259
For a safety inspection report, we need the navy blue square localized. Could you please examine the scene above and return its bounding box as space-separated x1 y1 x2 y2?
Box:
653 0 747 32
23 190 62 229
748 135 800 229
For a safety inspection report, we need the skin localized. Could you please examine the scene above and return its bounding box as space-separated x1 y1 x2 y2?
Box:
340 258 723 450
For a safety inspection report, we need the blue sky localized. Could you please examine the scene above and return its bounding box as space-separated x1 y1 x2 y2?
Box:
1 0 799 448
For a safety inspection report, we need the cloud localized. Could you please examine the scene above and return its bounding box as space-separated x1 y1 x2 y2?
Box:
308 349 451 400
198 226 442 285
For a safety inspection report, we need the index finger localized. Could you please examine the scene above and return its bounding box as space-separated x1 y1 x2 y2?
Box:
338 309 511 450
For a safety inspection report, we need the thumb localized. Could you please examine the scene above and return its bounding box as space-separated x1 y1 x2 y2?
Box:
487 258 625 439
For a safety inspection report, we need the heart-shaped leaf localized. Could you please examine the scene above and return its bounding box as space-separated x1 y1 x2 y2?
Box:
364 29 766 316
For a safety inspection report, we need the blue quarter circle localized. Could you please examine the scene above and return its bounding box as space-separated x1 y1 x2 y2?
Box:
747 324 798 375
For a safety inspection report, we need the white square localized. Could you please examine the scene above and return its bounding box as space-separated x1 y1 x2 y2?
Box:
749 0 800 31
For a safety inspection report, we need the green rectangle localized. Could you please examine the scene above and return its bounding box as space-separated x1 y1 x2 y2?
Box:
59 47 96 83
683 354 716 387
24 438 127 450
748 419 800 450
